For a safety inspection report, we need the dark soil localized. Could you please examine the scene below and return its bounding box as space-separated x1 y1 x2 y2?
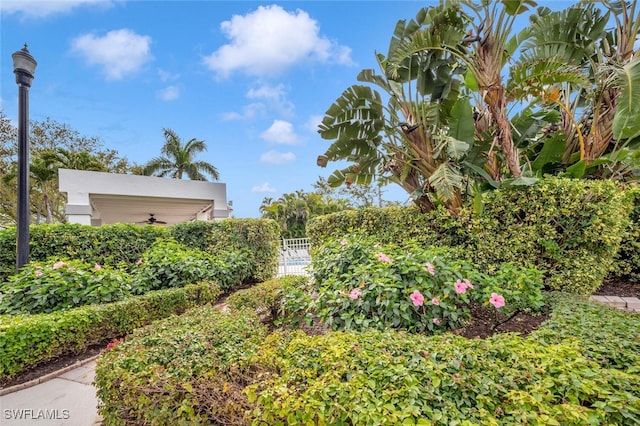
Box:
593 277 640 297
3 278 638 390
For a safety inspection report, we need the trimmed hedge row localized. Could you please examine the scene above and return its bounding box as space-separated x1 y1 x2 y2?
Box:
0 224 165 282
0 281 221 380
611 186 640 282
0 218 280 284
95 306 267 425
94 291 640 425
170 218 280 283
308 178 633 294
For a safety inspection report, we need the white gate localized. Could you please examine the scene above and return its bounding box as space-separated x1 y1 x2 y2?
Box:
278 238 311 276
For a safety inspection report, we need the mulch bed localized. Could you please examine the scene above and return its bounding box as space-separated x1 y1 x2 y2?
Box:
3 278 638 390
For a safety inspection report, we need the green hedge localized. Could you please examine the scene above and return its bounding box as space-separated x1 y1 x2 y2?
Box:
611 186 640 282
308 178 632 294
0 224 166 282
0 218 280 284
170 218 280 283
95 306 267 425
94 294 640 425
0 281 221 380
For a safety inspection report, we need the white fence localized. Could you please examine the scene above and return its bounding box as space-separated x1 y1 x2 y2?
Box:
278 238 312 277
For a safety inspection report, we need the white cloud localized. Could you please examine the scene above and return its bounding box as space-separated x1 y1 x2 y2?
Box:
158 69 179 82
70 29 153 80
305 115 323 133
1 0 115 19
221 103 266 121
203 4 354 78
260 120 300 144
260 151 296 165
157 85 180 101
251 182 277 193
247 83 294 117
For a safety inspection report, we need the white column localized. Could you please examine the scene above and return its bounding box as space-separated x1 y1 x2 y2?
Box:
65 192 92 225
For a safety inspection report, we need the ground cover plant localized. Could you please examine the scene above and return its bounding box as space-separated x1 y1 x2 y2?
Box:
95 282 640 425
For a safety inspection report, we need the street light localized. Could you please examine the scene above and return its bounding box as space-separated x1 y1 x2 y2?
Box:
12 44 37 271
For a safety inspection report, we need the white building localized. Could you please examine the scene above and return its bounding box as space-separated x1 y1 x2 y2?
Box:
58 169 230 226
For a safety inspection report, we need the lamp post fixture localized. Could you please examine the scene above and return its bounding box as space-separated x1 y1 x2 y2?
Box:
12 44 37 271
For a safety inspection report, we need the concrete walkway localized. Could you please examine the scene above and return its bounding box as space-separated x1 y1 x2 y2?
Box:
0 357 102 426
0 295 637 425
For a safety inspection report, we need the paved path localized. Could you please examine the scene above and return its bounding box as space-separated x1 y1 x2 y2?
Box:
0 358 101 426
0 295 637 425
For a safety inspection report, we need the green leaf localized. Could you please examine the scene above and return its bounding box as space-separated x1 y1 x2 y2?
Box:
613 58 640 140
565 160 587 178
530 135 567 172
448 97 474 145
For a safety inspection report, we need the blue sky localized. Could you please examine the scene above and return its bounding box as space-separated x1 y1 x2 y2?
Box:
1 0 574 218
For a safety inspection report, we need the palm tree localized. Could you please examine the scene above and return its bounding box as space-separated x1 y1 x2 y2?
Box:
143 128 220 181
514 0 640 179
318 3 476 213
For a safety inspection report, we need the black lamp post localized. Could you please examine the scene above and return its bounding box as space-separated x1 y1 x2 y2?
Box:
12 44 37 272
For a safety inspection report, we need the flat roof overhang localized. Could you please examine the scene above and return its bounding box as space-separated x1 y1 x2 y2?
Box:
58 169 228 226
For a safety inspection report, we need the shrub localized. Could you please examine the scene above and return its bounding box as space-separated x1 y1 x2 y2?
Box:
0 260 132 314
310 236 544 333
611 186 640 282
95 307 266 425
226 276 310 320
0 281 221 380
170 218 280 283
470 178 631 294
132 238 251 293
308 178 631 295
248 316 640 425
92 292 640 425
0 223 166 282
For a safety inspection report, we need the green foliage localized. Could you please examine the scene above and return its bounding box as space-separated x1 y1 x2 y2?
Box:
611 187 640 281
0 260 131 314
95 306 266 425
471 178 631 294
0 223 166 282
92 288 640 425
0 281 221 380
308 205 470 251
226 275 311 325
248 320 640 425
0 218 279 284
132 238 251 293
309 178 632 295
170 218 280 282
532 294 640 371
310 236 544 333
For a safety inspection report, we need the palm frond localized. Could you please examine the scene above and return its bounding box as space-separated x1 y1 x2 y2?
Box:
613 57 640 140
428 162 463 202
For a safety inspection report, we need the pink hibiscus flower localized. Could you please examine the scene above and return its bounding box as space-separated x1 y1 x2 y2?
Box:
94 263 102 270
35 270 43 277
377 252 391 263
431 297 440 306
425 262 435 275
348 288 362 299
410 290 425 306
433 318 440 325
489 293 506 308
454 279 468 294
53 261 65 269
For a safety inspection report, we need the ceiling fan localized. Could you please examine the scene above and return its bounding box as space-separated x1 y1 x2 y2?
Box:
138 213 167 225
